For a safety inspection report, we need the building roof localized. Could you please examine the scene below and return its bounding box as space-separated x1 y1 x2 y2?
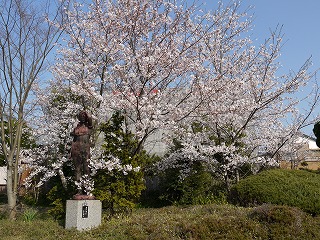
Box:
295 133 319 150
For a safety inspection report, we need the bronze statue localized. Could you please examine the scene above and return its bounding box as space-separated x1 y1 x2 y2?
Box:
71 110 93 195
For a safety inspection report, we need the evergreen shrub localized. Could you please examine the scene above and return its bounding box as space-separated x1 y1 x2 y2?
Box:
92 111 155 215
230 169 320 215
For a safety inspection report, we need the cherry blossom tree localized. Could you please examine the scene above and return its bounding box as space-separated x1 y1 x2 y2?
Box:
28 0 319 195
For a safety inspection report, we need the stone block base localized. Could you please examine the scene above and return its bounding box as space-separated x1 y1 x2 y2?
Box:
65 199 102 230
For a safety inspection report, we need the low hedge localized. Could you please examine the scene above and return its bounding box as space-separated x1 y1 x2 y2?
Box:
229 169 320 215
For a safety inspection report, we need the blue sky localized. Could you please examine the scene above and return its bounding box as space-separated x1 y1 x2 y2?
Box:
241 0 320 136
245 0 320 136
198 0 320 73
244 0 320 73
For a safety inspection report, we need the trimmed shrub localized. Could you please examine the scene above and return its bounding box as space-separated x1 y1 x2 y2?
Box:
230 169 320 215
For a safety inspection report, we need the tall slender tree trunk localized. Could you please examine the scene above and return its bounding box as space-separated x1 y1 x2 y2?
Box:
6 121 23 220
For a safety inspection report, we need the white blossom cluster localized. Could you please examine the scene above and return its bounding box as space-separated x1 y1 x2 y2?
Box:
90 145 141 175
75 175 94 195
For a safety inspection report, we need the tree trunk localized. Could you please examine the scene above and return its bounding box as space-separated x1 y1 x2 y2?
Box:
6 160 17 220
235 169 240 183
224 174 231 193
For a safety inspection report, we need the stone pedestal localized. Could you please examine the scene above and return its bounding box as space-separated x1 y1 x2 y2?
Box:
65 200 102 231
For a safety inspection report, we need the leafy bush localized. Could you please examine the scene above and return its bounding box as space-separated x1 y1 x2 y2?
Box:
230 169 320 215
46 181 75 220
93 166 146 215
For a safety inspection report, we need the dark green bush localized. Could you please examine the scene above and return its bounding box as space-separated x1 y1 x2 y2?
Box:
230 169 320 215
93 166 146 215
46 183 75 220
157 162 227 206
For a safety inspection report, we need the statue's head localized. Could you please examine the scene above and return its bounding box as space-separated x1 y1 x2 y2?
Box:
77 110 88 123
77 110 93 128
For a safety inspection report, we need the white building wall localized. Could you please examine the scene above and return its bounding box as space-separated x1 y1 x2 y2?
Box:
143 129 168 157
0 167 6 185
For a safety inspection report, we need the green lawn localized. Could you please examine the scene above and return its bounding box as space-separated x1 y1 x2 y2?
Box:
0 204 319 239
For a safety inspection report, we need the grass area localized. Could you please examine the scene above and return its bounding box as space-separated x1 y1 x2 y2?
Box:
0 204 320 239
